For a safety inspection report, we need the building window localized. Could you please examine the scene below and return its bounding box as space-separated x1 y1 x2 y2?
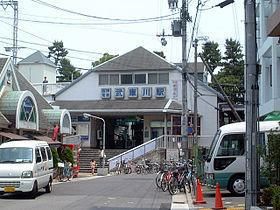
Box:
128 87 138 98
155 87 166 98
159 73 169 84
99 74 108 85
115 88 125 98
135 74 146 84
141 87 152 98
148 73 157 84
121 74 133 84
20 96 36 122
148 73 169 84
101 88 111 99
109 74 119 85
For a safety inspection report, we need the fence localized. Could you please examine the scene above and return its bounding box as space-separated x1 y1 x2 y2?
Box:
108 135 181 170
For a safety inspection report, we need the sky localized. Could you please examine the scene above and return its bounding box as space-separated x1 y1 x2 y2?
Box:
0 0 244 72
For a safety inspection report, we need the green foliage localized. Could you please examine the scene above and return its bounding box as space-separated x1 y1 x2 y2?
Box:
92 53 118 68
272 185 280 209
217 38 244 104
48 40 68 66
59 146 74 165
51 148 59 168
266 133 280 185
261 187 273 206
201 41 221 70
57 58 81 82
202 38 244 105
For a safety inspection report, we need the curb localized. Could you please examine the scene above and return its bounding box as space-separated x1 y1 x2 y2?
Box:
53 173 110 185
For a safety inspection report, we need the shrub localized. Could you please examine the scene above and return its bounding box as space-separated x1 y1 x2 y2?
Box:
51 148 59 168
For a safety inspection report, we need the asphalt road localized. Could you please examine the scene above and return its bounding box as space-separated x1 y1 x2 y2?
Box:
0 174 172 210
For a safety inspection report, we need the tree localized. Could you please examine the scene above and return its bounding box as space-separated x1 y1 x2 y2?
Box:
153 51 166 59
201 41 221 71
48 40 68 66
201 38 244 104
217 38 244 104
57 58 81 82
92 53 118 68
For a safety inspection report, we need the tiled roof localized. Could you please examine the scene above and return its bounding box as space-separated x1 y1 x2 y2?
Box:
0 111 10 128
93 46 175 72
18 51 56 67
0 58 8 74
52 99 182 114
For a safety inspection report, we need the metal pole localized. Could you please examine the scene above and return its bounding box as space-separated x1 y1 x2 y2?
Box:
193 39 199 171
13 1 18 65
245 0 258 208
181 0 189 160
102 120 106 169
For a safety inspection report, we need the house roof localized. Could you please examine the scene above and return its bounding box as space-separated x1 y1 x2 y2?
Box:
18 51 56 68
14 69 53 130
93 46 175 72
52 99 182 114
0 112 10 128
0 58 8 74
55 46 177 97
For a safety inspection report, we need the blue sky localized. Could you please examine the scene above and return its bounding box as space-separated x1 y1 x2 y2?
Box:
0 0 244 70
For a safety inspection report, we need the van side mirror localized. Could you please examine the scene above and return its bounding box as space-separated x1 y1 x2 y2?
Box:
36 156 41 163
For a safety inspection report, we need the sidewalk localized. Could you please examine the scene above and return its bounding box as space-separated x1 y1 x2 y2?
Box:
184 185 245 210
53 172 109 185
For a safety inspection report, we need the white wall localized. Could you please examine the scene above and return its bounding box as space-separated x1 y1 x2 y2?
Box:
18 64 56 84
257 0 280 117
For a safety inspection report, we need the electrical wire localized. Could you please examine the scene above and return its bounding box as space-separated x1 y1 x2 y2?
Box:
0 15 176 26
30 0 179 22
186 0 202 62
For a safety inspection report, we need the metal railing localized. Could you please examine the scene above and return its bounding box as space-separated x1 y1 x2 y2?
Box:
33 82 71 95
108 135 181 170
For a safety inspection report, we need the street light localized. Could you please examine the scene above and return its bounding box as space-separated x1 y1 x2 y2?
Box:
83 113 106 169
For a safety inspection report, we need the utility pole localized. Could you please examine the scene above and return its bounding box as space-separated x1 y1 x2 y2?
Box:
245 0 258 208
181 0 189 159
193 39 198 167
0 0 18 65
167 0 190 159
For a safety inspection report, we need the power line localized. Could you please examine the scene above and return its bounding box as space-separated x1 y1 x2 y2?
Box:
0 14 176 26
31 0 178 22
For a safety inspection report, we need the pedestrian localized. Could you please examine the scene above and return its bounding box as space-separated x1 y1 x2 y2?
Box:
42 76 48 94
90 159 96 175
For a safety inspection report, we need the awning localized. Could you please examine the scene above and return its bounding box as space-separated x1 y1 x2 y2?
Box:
34 135 62 145
0 132 28 140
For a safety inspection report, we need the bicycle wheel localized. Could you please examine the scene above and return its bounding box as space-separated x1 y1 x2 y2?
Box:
135 166 141 174
168 177 179 195
185 179 191 193
161 174 169 192
155 172 163 189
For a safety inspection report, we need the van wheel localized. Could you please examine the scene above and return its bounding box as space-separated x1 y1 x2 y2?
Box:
30 181 38 199
229 175 245 196
45 179 52 193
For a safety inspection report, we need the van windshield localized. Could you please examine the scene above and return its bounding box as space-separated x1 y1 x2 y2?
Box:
207 129 221 162
0 147 33 163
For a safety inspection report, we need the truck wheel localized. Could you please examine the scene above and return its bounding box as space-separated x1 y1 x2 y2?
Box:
45 178 52 193
30 181 38 199
229 175 245 196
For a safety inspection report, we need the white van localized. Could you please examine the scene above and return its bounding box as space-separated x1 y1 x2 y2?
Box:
204 121 280 195
0 140 53 197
